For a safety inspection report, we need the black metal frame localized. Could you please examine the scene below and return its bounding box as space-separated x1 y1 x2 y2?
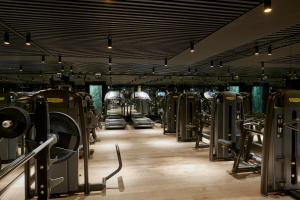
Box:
0 96 123 200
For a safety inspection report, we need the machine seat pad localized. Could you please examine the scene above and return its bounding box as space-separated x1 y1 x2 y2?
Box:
218 139 233 147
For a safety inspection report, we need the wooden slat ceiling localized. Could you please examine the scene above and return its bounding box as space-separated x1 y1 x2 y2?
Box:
0 0 263 85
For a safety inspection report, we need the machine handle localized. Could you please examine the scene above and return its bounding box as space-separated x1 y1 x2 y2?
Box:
104 144 122 182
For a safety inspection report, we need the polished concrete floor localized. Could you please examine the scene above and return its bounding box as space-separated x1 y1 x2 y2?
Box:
1 125 293 199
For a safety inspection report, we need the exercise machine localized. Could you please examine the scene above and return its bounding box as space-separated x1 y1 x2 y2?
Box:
130 90 154 128
104 90 127 129
261 90 300 198
176 92 201 142
209 91 243 161
195 92 214 148
0 92 20 165
0 96 123 199
78 92 99 143
231 113 264 173
163 92 179 134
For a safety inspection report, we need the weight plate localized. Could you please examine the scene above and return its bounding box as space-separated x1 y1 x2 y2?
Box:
49 112 81 163
0 107 31 138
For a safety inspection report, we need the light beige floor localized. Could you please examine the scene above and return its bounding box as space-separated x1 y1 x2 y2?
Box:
1 125 293 200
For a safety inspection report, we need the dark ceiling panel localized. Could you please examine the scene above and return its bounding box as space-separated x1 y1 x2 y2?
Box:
0 0 263 84
190 24 300 76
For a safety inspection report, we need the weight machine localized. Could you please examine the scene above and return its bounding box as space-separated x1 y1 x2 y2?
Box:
231 114 264 173
261 90 300 198
163 92 179 134
195 93 214 148
176 92 201 142
0 96 123 199
209 91 243 161
0 92 20 166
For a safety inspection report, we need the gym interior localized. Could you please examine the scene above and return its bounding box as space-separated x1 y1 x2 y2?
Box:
0 0 300 199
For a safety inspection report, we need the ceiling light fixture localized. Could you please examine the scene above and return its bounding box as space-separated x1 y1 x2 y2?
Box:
255 46 259 56
164 58 168 67
70 65 73 72
190 41 195 53
4 31 10 45
210 61 214 68
61 65 64 72
109 56 112 65
261 61 265 72
25 32 31 46
41 55 45 63
107 35 112 49
19 65 23 72
264 0 272 13
109 65 111 73
152 67 155 74
267 46 272 56
219 61 223 68
58 56 62 64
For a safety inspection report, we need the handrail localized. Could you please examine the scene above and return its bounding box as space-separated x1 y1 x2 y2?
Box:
0 135 56 181
104 144 122 181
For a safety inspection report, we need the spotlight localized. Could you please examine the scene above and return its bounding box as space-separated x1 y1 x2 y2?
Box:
109 65 111 73
25 32 31 46
70 65 73 72
4 31 10 45
190 41 195 53
58 56 62 64
255 46 259 56
41 55 45 63
39 72 42 77
95 73 101 79
219 61 223 68
267 46 272 56
152 67 155 74
264 0 272 13
109 56 112 65
19 65 23 72
210 61 214 68
107 35 112 49
164 58 168 67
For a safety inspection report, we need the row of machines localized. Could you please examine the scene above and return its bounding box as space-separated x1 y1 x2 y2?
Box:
193 89 300 198
163 88 300 198
0 89 123 199
104 90 154 129
163 91 213 143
